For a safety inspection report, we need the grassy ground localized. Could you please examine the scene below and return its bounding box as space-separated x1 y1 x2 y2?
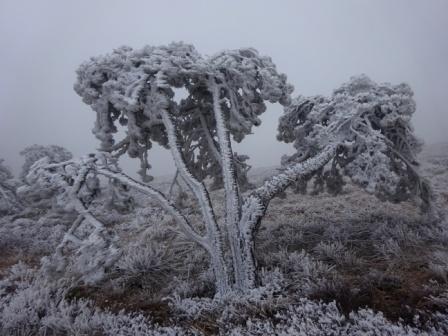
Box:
1 143 447 334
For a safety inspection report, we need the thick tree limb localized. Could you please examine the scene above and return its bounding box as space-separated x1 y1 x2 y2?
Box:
210 79 246 289
238 143 338 287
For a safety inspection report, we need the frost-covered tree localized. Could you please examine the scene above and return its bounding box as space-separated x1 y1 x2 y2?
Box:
0 159 22 215
277 75 431 208
72 42 292 294
17 145 73 209
20 144 73 181
60 43 428 295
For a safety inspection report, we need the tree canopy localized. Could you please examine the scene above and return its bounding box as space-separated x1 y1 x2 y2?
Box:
75 42 293 183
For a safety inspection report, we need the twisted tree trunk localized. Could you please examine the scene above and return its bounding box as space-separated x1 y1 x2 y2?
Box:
209 79 247 291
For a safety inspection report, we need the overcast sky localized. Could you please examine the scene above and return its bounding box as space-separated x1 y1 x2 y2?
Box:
1 0 447 177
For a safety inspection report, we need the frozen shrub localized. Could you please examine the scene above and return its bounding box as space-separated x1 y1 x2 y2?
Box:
0 266 194 336
19 145 73 181
116 242 185 291
313 241 361 267
169 295 216 320
259 267 287 292
0 216 69 255
41 230 120 286
428 250 448 283
268 249 337 296
17 145 73 210
428 289 448 313
229 298 445 336
169 283 289 329
170 264 216 299
0 158 22 215
374 238 404 262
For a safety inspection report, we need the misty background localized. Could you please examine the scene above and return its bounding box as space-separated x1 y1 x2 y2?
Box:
1 0 447 178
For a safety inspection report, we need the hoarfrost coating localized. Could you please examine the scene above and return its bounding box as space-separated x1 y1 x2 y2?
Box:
59 43 430 295
278 75 430 208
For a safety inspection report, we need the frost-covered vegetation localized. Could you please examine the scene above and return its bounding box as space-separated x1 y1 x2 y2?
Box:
1 43 448 335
